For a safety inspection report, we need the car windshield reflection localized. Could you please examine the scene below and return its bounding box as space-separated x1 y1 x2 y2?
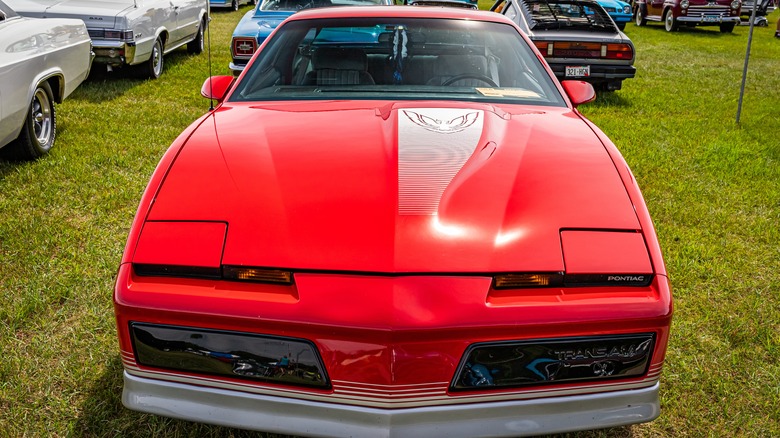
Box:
230 17 565 106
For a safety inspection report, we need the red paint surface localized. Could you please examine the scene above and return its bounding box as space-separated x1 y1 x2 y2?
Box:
133 221 226 267
561 230 653 274
145 102 639 273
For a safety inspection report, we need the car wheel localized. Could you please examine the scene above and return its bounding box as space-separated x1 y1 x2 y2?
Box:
635 5 647 26
232 0 239 11
664 9 678 32
187 19 205 54
720 23 735 33
3 82 56 160
617 22 626 31
145 38 164 79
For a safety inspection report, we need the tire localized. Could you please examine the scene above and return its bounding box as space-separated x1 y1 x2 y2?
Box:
232 0 239 11
664 9 678 32
635 5 647 26
187 19 205 54
3 82 56 161
720 23 735 33
145 38 164 79
617 22 626 31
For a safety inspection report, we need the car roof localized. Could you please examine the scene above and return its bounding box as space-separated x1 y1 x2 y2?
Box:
287 5 514 22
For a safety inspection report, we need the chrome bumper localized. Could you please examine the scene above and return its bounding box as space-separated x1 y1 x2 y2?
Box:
92 40 137 66
676 15 741 24
229 61 247 76
123 371 660 437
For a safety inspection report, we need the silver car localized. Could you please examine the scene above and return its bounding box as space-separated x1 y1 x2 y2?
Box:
491 0 636 91
0 0 92 160
7 0 208 78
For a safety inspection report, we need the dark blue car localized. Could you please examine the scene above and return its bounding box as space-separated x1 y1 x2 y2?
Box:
230 0 394 75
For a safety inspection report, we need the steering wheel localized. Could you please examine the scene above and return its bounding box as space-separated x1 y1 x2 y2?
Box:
441 74 498 87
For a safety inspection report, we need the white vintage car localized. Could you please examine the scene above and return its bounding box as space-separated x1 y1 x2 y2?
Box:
7 0 208 78
0 0 92 160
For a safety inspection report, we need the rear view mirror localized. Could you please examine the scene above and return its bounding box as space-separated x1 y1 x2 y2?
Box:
201 76 235 102
561 80 596 107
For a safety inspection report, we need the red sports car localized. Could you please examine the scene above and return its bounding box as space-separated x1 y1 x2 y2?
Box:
114 6 672 436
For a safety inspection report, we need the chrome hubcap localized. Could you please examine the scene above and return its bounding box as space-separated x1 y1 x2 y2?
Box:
152 43 162 75
32 88 52 145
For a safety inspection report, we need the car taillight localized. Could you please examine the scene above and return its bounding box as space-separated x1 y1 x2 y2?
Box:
605 43 633 60
533 41 633 60
232 37 257 58
105 29 134 41
452 334 656 390
534 41 553 56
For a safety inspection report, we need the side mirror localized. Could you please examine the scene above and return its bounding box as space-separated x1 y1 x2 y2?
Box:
561 80 596 107
201 75 235 103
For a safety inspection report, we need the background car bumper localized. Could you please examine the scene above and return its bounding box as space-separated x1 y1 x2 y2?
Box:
92 40 137 66
229 61 247 75
609 13 632 23
549 64 637 81
123 371 660 437
676 15 741 24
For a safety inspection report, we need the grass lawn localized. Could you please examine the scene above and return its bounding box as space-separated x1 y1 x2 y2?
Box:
1 4 778 437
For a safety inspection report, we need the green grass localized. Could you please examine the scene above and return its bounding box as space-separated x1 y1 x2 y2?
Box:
1 5 779 437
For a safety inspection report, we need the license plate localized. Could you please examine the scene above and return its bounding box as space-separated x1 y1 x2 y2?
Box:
703 15 719 22
565 65 590 77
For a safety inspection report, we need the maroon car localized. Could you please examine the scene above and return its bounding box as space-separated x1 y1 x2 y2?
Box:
634 0 742 32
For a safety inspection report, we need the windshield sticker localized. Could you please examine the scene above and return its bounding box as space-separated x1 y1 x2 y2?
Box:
477 88 541 98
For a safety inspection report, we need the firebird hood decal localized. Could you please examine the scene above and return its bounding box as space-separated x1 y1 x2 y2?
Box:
399 109 483 215
149 102 640 273
402 110 480 134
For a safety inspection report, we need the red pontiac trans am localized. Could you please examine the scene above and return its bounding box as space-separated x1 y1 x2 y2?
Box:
114 6 672 437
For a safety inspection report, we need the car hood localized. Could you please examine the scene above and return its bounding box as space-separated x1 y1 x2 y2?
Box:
596 0 630 8
147 100 640 273
233 12 291 40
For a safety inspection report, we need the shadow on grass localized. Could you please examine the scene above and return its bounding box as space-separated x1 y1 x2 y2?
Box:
72 356 639 438
72 355 286 437
592 90 632 107
71 50 202 104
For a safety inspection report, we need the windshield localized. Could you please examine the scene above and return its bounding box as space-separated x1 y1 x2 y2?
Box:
230 17 565 107
259 0 387 11
523 0 617 31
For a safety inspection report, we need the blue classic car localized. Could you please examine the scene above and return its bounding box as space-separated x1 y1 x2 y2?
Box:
212 0 254 11
230 0 393 75
595 0 632 30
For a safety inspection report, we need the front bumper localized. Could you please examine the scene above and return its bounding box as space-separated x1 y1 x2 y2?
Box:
609 13 632 24
123 371 660 437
